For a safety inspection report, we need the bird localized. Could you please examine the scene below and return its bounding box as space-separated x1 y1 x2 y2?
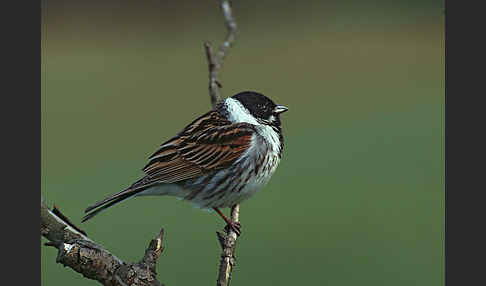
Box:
82 91 288 235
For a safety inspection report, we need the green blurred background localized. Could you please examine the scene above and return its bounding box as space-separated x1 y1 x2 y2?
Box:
41 0 444 285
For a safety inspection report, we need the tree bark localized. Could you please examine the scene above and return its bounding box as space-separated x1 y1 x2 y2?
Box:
41 198 165 286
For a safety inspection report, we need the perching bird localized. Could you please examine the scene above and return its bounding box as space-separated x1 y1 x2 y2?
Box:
82 91 288 235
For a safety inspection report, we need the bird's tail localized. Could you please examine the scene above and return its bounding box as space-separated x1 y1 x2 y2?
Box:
82 184 149 223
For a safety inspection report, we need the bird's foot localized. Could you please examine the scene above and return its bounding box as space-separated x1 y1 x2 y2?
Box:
224 221 241 236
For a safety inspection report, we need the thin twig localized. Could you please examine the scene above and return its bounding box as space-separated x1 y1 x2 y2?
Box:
52 204 87 236
203 1 241 286
205 0 238 108
205 41 222 107
217 0 238 63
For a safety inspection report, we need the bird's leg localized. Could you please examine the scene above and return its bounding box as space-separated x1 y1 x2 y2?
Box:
213 207 241 236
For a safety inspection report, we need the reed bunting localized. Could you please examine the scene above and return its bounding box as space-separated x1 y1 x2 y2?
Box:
82 91 288 235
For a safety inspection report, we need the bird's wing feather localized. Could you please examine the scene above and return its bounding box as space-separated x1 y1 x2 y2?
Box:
83 111 254 220
138 110 255 187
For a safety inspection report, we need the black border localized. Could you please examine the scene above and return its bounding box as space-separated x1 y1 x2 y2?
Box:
3 1 41 285
445 0 486 285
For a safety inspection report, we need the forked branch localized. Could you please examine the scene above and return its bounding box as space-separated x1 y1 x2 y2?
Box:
41 198 166 286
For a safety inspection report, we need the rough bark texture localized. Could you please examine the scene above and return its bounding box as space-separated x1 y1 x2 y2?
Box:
216 205 240 286
41 199 165 286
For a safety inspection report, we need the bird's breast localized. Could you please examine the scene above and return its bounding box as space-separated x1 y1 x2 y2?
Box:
233 134 281 196
180 131 282 209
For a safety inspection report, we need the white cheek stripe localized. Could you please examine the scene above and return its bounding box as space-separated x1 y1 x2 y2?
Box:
224 98 259 125
225 98 281 154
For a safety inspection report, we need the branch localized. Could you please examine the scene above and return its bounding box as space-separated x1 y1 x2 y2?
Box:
216 205 240 286
204 0 238 108
41 198 165 286
203 2 241 286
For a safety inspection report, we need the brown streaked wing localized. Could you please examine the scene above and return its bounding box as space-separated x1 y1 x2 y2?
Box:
138 111 254 187
179 124 254 170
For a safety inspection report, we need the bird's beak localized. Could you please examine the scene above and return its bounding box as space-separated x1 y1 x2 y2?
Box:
274 105 289 114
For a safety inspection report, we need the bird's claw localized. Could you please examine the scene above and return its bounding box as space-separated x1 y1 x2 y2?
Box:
224 221 241 236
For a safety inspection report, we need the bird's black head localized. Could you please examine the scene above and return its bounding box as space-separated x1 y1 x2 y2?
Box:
231 91 288 126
